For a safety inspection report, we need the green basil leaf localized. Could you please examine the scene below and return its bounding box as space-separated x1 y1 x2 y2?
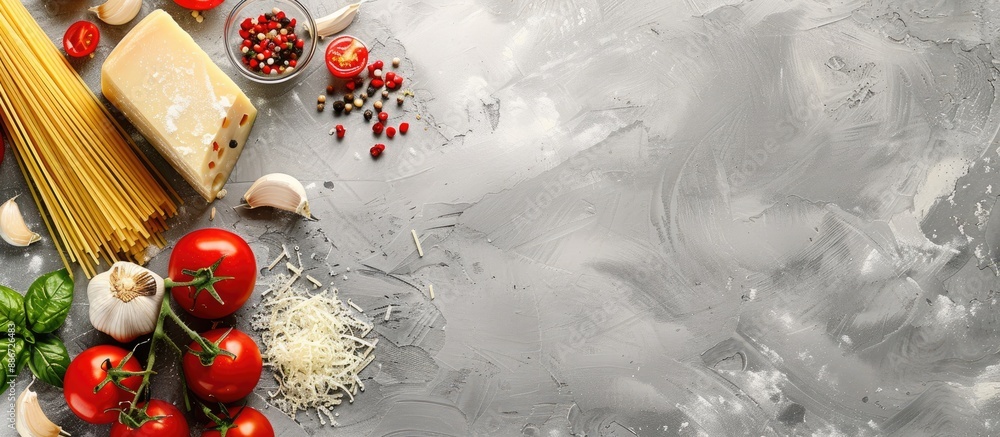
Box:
26 334 69 388
0 285 29 337
0 336 27 394
24 269 73 334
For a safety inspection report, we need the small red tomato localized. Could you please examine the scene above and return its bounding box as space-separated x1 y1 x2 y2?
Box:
325 35 369 78
386 127 396 138
204 406 275 437
63 21 100 57
399 122 409 134
168 228 257 320
110 400 189 437
183 328 263 403
64 346 143 424
173 0 224 10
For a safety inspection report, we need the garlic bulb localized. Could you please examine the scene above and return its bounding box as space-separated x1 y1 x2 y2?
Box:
242 173 312 219
16 381 70 437
88 262 165 343
0 196 41 247
314 2 360 38
89 0 142 25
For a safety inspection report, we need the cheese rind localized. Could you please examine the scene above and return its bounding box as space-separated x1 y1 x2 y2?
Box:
102 10 257 201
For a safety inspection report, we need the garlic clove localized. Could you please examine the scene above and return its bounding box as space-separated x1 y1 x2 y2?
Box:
314 2 360 38
89 0 142 25
0 197 42 247
88 262 165 343
242 173 312 219
16 381 69 437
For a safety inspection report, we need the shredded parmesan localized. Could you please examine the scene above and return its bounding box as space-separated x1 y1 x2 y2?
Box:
253 275 376 426
267 247 288 270
411 229 424 257
384 305 392 321
306 274 322 288
347 299 363 313
429 284 435 300
210 207 216 221
286 262 302 275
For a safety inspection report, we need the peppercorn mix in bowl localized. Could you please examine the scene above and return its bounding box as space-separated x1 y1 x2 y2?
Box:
224 0 317 84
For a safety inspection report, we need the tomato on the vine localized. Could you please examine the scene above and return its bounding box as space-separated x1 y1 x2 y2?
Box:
64 345 143 424
204 406 275 437
183 328 262 403
168 228 256 319
63 21 100 57
172 0 224 11
110 399 189 437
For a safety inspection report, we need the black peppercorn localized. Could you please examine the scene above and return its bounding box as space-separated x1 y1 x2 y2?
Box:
364 109 373 121
343 93 354 103
229 140 238 149
332 100 345 113
367 86 377 97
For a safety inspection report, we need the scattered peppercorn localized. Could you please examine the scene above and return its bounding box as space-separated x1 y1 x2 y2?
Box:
373 100 383 111
326 85 335 94
332 100 345 113
345 81 356 91
378 111 388 123
364 109 373 121
229 139 239 148
373 122 384 135
317 103 325 111
385 71 395 82
366 85 377 97
373 69 383 78
371 79 384 89
335 124 346 139
386 126 396 138
392 57 400 68
382 90 390 99
370 143 385 158
399 122 409 134
318 95 327 103
344 103 353 113
397 95 405 105
394 76 404 86
344 93 355 103
374 60 384 70
353 98 364 108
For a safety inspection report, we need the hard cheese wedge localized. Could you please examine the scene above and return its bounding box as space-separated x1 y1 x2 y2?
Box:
102 9 257 201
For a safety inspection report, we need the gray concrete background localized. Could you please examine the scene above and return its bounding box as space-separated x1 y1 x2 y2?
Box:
3 0 1000 435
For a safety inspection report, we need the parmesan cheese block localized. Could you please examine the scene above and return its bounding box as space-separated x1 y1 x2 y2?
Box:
102 10 257 201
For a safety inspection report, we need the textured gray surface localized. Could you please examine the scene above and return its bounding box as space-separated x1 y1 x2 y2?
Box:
3 0 1000 435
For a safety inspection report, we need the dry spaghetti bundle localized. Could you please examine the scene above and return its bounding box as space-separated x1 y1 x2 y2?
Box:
0 0 179 277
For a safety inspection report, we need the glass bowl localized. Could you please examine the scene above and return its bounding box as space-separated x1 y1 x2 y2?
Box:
224 0 317 84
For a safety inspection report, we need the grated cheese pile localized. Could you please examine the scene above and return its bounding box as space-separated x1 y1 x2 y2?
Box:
252 275 376 425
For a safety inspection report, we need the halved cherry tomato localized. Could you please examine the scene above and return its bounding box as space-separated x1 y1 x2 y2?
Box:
63 21 100 58
203 406 274 437
325 35 368 78
110 399 190 437
182 328 262 403
64 345 143 424
168 228 256 319
172 0 225 11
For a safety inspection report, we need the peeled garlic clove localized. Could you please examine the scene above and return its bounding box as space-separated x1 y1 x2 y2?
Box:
314 2 360 37
242 173 312 219
0 197 41 247
88 262 165 343
89 0 142 25
16 381 69 437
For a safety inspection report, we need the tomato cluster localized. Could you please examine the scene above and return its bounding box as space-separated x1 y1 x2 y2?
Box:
64 229 272 434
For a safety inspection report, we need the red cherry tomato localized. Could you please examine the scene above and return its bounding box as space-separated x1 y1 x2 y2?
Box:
63 21 100 58
172 0 225 11
203 406 275 437
182 328 262 403
110 400 190 437
64 345 143 424
325 35 368 78
168 228 256 319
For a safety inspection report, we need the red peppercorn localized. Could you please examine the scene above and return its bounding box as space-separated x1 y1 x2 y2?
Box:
386 127 396 138
335 124 345 139
386 81 397 90
241 18 253 29
378 112 388 122
263 65 272 74
394 76 403 85
374 60 384 70
290 18 296 26
385 71 395 81
276 11 286 19
370 144 385 157
239 29 250 39
288 59 297 67
371 79 384 89
345 81 356 91
368 64 376 75
372 122 384 135
399 122 409 134
295 39 304 49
